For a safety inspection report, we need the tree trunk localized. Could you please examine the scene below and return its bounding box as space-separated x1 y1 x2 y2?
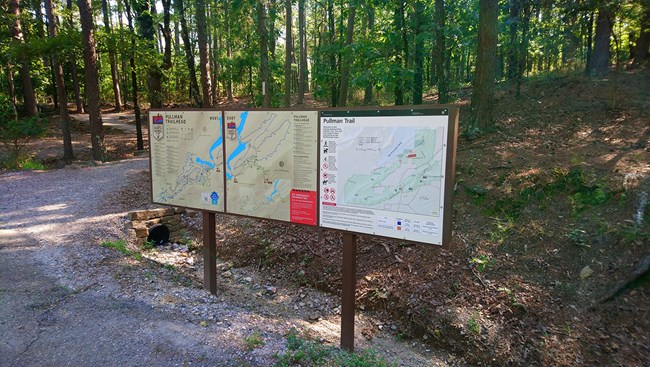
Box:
225 1 234 101
393 1 405 106
327 0 338 106
101 0 122 111
257 0 271 107
196 0 214 107
176 0 202 106
633 2 650 67
337 1 356 107
468 0 498 134
412 0 424 105
435 0 448 103
6 63 18 119
363 4 374 105
45 0 73 162
9 0 38 116
78 0 105 161
284 0 292 107
590 7 612 76
297 0 307 104
66 0 84 113
125 0 143 150
507 0 520 80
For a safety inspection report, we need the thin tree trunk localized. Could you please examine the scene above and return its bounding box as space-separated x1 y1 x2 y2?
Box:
412 0 424 105
327 0 338 106
633 2 650 67
45 0 73 162
337 1 356 107
435 0 448 103
6 63 17 119
225 1 234 101
10 0 38 116
297 0 307 104
66 0 84 113
78 0 105 161
125 0 143 150
258 0 271 107
284 0 292 107
196 0 214 107
468 0 498 134
517 0 530 97
176 0 202 106
363 3 374 105
101 0 122 111
393 0 405 105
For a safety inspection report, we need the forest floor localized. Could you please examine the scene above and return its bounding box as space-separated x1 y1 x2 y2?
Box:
3 69 650 366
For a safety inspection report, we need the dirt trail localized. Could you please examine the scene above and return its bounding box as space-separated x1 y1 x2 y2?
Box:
0 156 452 366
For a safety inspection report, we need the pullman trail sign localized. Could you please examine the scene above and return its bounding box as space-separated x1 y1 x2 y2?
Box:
149 106 459 352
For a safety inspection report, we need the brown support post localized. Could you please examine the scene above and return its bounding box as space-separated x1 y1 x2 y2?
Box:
202 211 217 294
341 233 357 352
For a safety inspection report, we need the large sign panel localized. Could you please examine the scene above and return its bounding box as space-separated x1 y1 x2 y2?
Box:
319 109 453 245
224 110 318 225
150 110 225 212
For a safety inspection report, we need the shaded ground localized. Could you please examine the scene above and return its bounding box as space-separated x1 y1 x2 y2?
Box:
3 70 649 366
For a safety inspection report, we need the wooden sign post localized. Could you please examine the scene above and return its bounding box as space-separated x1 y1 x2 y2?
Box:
203 211 217 294
341 233 357 352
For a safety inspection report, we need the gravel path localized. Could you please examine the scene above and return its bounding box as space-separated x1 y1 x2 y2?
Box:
0 157 452 366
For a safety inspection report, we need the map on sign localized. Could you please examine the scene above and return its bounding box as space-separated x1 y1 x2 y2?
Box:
224 110 318 225
150 110 225 212
319 110 451 245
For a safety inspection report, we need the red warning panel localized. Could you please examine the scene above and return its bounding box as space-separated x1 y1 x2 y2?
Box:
290 190 317 225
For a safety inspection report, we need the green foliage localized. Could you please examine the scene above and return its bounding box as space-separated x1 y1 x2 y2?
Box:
469 255 493 272
567 229 588 247
101 239 142 260
467 314 481 334
0 95 46 167
243 331 265 351
274 329 395 367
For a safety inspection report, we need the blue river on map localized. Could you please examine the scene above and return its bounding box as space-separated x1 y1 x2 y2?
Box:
226 111 249 180
266 179 280 202
195 115 223 169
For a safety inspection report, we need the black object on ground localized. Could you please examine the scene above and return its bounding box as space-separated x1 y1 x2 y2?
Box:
147 224 170 246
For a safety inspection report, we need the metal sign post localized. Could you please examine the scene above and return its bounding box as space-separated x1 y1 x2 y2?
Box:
203 211 217 294
341 233 357 352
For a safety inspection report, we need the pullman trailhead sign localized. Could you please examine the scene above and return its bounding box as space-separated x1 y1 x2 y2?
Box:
149 106 459 352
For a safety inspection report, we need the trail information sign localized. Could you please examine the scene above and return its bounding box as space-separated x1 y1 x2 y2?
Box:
223 110 319 225
149 110 225 212
319 108 456 245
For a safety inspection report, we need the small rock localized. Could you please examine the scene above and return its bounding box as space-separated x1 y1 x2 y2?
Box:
391 324 397 331
222 271 233 279
308 313 320 321
264 285 277 294
580 265 594 279
243 277 253 284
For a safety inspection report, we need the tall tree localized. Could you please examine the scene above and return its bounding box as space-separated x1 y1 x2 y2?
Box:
257 0 271 107
468 0 498 134
297 0 307 104
412 0 425 104
45 0 73 162
9 0 38 116
77 0 105 161
393 0 406 105
133 0 163 108
633 1 650 67
196 0 214 107
101 0 123 111
363 2 374 105
589 6 612 75
435 0 449 103
284 0 292 107
327 0 338 106
176 0 202 106
337 0 356 107
125 0 143 150
66 0 84 113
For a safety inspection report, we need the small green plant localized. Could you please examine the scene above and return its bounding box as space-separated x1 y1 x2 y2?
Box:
567 228 589 247
19 157 45 170
469 255 494 272
274 328 395 367
467 314 481 334
142 239 155 250
101 239 142 260
244 331 265 351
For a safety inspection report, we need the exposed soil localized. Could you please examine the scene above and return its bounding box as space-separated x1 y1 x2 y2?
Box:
4 70 649 366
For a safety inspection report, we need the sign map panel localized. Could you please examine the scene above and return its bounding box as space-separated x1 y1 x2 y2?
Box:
224 110 318 225
149 110 225 212
319 109 451 245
